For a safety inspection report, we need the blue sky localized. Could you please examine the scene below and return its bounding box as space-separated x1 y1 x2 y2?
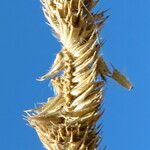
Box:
0 0 149 150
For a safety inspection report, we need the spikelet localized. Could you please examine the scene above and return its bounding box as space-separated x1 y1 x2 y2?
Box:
25 0 132 149
111 67 133 90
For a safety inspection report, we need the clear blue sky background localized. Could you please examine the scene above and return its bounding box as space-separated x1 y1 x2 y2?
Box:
0 0 149 150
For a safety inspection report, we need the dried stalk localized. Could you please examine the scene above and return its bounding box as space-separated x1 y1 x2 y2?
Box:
25 0 132 149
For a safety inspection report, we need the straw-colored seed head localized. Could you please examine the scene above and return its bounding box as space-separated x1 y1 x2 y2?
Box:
25 0 132 149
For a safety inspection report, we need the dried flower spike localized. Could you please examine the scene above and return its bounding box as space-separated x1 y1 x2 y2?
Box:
25 0 132 149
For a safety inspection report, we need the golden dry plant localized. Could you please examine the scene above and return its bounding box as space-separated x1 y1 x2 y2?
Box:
25 0 133 149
